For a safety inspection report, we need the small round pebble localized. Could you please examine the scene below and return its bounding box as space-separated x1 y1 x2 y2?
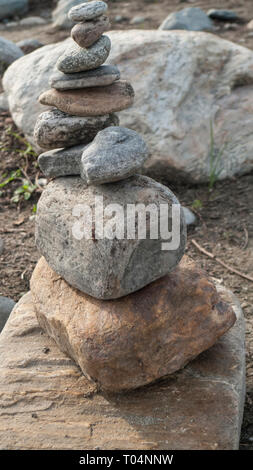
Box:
69 1 108 22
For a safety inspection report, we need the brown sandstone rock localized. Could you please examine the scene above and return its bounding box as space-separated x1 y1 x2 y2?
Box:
71 16 110 48
0 290 244 449
30 256 236 392
39 80 134 117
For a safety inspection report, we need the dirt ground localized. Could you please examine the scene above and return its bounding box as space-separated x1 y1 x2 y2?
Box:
0 0 253 450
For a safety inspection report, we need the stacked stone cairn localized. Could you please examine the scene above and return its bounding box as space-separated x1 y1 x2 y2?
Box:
31 2 236 393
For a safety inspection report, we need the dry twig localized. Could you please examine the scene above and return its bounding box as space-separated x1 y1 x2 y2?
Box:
191 238 253 283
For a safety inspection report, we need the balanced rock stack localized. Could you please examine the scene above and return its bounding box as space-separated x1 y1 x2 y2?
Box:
31 2 236 393
34 0 134 176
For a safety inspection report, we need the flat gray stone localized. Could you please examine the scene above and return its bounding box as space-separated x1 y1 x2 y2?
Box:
34 109 119 150
81 126 149 185
38 144 88 178
0 288 245 449
57 35 111 73
68 1 108 22
0 296 16 333
159 7 214 32
50 65 120 90
35 175 186 299
0 36 23 76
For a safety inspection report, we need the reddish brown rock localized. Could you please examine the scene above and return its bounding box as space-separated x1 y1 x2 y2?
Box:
39 80 134 117
30 256 236 392
71 16 110 48
0 289 244 449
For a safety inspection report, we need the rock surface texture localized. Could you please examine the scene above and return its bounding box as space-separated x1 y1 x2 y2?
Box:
71 15 110 48
35 175 186 299
4 30 253 182
34 109 119 149
0 286 244 449
56 36 111 73
31 256 237 392
0 296 16 332
80 126 149 184
39 81 134 116
38 144 88 178
50 65 120 90
68 0 108 22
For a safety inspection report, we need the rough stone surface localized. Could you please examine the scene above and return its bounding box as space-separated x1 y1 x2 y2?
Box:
0 288 245 449
16 38 43 55
31 256 237 392
81 126 149 185
0 0 28 20
0 36 23 76
50 65 120 90
38 144 87 178
5 30 253 181
39 81 134 117
159 7 214 32
57 36 111 73
35 175 186 299
34 109 119 150
69 1 108 22
0 296 16 333
52 0 87 30
71 15 110 48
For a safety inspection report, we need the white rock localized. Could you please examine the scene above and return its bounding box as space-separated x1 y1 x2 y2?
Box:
4 31 253 182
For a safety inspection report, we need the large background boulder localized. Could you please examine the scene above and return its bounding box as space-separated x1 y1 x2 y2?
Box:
4 30 253 183
0 0 28 20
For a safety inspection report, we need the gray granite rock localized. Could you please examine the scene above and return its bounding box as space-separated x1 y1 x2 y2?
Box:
0 0 28 20
57 36 111 73
0 296 16 332
159 7 214 32
207 9 239 22
0 36 23 76
16 38 43 54
38 144 88 178
35 175 186 299
50 65 120 90
68 1 108 22
81 126 149 185
34 109 119 150
52 0 87 30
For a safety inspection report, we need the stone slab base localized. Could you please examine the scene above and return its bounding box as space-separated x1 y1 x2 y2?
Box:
0 288 245 450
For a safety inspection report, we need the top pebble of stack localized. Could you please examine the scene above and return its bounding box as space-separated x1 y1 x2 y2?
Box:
68 1 108 22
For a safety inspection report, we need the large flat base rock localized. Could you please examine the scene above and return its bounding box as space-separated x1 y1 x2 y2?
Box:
0 290 245 450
